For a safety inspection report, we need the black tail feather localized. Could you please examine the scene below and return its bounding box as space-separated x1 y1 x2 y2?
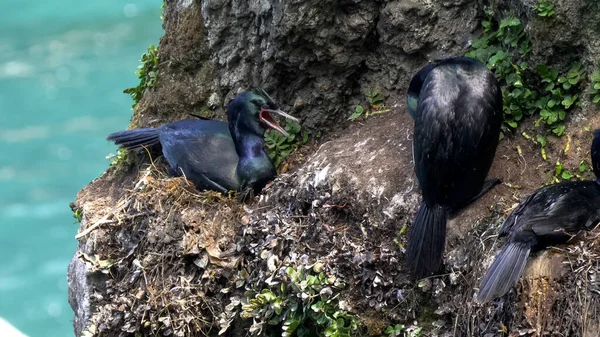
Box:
477 242 531 303
107 128 160 150
406 202 448 279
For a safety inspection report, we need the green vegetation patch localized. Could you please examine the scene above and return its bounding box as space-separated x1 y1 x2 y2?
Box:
466 15 587 139
534 0 556 17
589 62 600 104
382 324 422 337
123 44 159 108
349 88 390 122
265 121 309 170
221 262 359 337
106 148 129 167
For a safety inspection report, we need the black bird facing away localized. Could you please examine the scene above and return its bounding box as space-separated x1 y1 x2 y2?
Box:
406 56 503 279
477 129 600 303
107 89 299 196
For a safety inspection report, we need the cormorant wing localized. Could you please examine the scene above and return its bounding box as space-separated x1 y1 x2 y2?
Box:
499 192 537 236
520 189 597 239
159 120 240 191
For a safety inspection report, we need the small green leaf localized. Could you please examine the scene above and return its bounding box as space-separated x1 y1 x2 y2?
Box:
558 109 566 120
348 112 362 121
547 111 558 124
537 135 547 147
499 17 521 29
555 161 563 175
552 124 565 136
302 132 309 144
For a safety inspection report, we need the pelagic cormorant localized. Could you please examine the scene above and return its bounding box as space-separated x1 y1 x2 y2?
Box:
406 57 503 279
107 89 299 195
477 130 600 303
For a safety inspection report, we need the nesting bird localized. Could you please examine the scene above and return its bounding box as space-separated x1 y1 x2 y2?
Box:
405 56 504 279
477 130 600 303
107 89 299 196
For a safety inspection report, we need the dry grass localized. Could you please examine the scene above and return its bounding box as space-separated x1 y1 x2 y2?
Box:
75 164 243 337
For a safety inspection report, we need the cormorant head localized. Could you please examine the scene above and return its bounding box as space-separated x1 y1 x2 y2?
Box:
407 63 436 118
406 56 493 119
227 89 299 139
592 129 600 180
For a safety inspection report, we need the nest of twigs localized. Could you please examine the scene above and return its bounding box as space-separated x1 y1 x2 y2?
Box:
75 164 244 337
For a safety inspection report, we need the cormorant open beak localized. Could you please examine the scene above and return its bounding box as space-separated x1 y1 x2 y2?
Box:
259 108 300 137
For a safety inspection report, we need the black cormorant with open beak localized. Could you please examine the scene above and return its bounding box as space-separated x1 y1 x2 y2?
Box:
107 89 299 197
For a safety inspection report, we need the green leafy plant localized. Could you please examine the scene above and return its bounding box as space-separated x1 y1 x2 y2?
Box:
466 16 532 136
553 161 574 182
383 324 422 337
264 121 309 169
589 64 600 104
349 88 390 121
550 157 591 183
579 160 588 173
106 148 128 167
535 62 584 136
123 44 159 108
534 1 556 17
366 88 385 107
349 105 366 121
73 208 83 223
240 264 358 337
467 16 586 140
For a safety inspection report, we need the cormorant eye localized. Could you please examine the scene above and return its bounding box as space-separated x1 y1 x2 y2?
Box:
250 99 265 109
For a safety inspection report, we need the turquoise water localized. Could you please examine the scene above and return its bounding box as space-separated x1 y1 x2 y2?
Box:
0 1 164 336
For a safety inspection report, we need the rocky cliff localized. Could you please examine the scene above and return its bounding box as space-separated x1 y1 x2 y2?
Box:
68 0 600 336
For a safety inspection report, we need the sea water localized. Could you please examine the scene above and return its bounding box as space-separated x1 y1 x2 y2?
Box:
0 1 164 336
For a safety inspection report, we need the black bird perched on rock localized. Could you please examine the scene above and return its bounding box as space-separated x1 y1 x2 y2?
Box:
477 130 600 303
405 57 503 279
107 89 299 196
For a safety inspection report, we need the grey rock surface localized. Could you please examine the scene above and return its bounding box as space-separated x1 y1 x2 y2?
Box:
134 0 485 130
68 234 108 337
